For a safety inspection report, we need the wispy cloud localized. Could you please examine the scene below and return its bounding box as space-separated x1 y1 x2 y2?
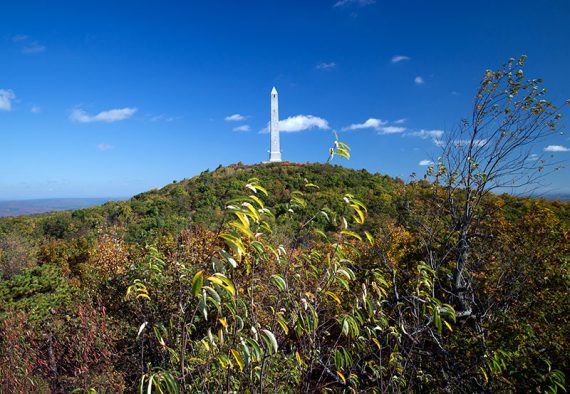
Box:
379 126 406 134
21 42 46 54
342 118 387 131
452 139 487 148
0 89 16 111
149 114 179 122
233 125 251 132
31 105 41 113
316 62 337 70
414 76 425 85
225 113 248 122
419 159 434 166
261 115 330 133
342 118 406 134
408 129 444 140
12 35 46 54
12 34 29 42
394 118 407 124
70 107 137 123
97 143 115 151
334 0 375 7
391 55 410 63
544 145 570 152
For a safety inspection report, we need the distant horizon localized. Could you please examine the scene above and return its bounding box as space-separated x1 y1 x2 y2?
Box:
0 196 130 202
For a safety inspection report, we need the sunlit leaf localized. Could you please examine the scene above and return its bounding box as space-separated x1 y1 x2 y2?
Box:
192 271 204 297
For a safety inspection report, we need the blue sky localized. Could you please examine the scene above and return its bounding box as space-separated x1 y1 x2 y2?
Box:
1 0 569 199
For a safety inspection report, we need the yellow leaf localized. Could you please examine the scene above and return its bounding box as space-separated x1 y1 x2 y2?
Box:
480 367 489 384
231 348 244 371
372 338 382 350
295 351 305 367
325 290 342 305
337 371 346 384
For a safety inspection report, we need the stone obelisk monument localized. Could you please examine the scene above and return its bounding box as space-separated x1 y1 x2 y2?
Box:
269 87 282 162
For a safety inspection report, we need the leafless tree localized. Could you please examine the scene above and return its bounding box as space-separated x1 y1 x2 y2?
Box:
423 56 566 315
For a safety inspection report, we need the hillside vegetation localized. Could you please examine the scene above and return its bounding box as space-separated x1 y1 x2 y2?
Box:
0 161 568 393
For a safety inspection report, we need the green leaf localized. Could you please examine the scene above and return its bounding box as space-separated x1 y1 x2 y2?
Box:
248 194 265 209
342 319 349 336
229 221 254 239
314 229 328 240
192 271 204 297
271 274 287 291
219 249 237 268
207 273 236 296
277 312 289 335
220 233 245 260
364 231 374 245
341 230 362 241
261 329 278 353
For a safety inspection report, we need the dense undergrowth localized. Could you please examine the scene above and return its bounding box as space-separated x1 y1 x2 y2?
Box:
0 159 568 393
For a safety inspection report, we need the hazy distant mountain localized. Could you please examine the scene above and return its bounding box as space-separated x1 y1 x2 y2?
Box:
542 193 570 202
0 198 127 217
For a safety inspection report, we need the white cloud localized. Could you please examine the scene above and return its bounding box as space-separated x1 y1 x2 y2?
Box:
334 0 375 6
31 105 41 113
453 139 487 147
414 76 425 85
225 113 248 122
150 114 179 122
21 42 46 54
233 125 251 132
544 145 570 152
419 159 434 166
70 107 137 123
0 89 16 111
279 115 330 133
316 62 337 70
342 118 406 134
379 126 406 134
12 34 29 42
342 118 387 131
12 35 46 54
408 129 444 140
391 55 410 63
394 118 407 124
97 143 114 151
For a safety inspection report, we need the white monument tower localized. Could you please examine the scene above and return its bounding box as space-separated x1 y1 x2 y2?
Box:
269 87 282 162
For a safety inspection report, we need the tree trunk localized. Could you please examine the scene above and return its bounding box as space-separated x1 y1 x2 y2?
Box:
453 228 472 317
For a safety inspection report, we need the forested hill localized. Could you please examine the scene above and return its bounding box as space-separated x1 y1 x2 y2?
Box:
0 162 406 249
0 162 568 393
1 162 568 246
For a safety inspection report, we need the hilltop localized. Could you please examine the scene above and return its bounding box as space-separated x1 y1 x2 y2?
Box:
2 162 567 246
0 163 405 247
